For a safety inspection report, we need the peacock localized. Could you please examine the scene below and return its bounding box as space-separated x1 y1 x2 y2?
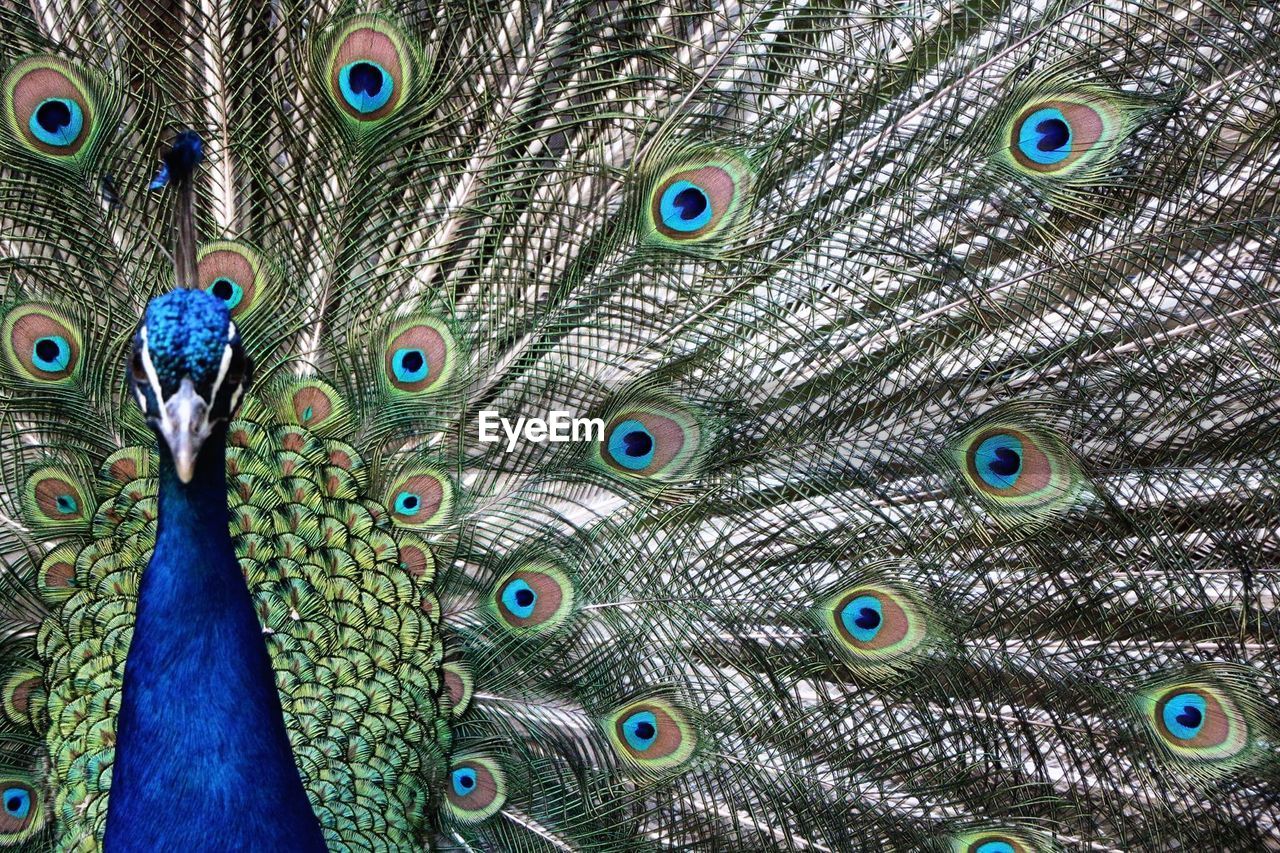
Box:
0 0 1277 849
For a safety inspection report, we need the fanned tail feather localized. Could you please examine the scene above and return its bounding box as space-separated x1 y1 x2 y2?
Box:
0 0 1276 850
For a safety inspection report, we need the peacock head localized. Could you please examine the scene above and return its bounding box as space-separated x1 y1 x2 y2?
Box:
128 289 251 483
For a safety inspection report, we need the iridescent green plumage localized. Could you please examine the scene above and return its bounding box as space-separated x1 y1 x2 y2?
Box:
29 393 447 850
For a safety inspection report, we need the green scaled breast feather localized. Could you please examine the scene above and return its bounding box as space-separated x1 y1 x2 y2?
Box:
11 380 449 849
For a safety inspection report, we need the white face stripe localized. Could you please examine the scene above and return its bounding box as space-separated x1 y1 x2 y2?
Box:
138 327 173 432
210 342 233 404
140 322 245 421
223 322 246 415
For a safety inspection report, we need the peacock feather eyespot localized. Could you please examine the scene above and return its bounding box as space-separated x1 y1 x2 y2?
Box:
604 697 697 776
1 56 99 162
950 416 1084 524
1134 670 1272 777
271 379 352 437
0 775 45 842
994 87 1145 189
594 398 707 483
491 562 576 635
22 465 93 532
2 304 82 384
1008 97 1113 175
1 666 45 726
383 464 454 529
395 531 436 581
950 829 1047 853
38 543 80 604
197 241 274 321
820 581 933 672
641 149 756 251
444 754 506 824
323 16 414 125
442 661 473 716
381 315 456 396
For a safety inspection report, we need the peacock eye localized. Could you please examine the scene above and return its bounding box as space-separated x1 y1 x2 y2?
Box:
324 17 413 126
595 401 706 483
1 787 29 819
974 432 1023 489
621 710 660 751
2 56 98 163
1161 692 1207 740
130 351 147 382
207 276 244 310
951 419 1085 525
444 755 506 824
491 563 576 635
996 92 1140 187
29 97 83 148
31 336 71 373
391 347 429 383
381 316 455 395
3 304 81 384
604 698 697 775
197 242 272 320
642 152 756 252
339 61 394 114
1014 107 1073 165
823 582 934 672
384 466 454 529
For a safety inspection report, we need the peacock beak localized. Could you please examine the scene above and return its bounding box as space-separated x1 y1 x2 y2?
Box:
160 378 212 483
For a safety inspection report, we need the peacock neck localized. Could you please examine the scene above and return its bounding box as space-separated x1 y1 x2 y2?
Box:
104 426 327 852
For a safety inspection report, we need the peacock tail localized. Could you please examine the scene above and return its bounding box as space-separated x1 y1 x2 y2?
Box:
0 0 1277 849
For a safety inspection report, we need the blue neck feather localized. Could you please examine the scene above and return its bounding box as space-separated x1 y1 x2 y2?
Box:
104 428 327 852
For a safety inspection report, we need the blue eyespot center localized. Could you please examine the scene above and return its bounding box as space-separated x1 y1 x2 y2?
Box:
391 347 429 383
622 710 659 751
36 100 70 132
208 277 244 310
1163 692 1207 740
673 187 707 220
2 787 30 819
393 491 420 514
608 420 655 470
55 494 77 514
1035 118 1070 152
349 62 383 96
975 434 1023 489
501 579 538 619
1017 108 1072 165
659 181 713 232
623 430 652 457
450 767 477 797
302 406 314 422
975 842 1016 853
339 61 394 114
31 335 71 372
989 446 1021 477
30 98 83 147
841 595 883 643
